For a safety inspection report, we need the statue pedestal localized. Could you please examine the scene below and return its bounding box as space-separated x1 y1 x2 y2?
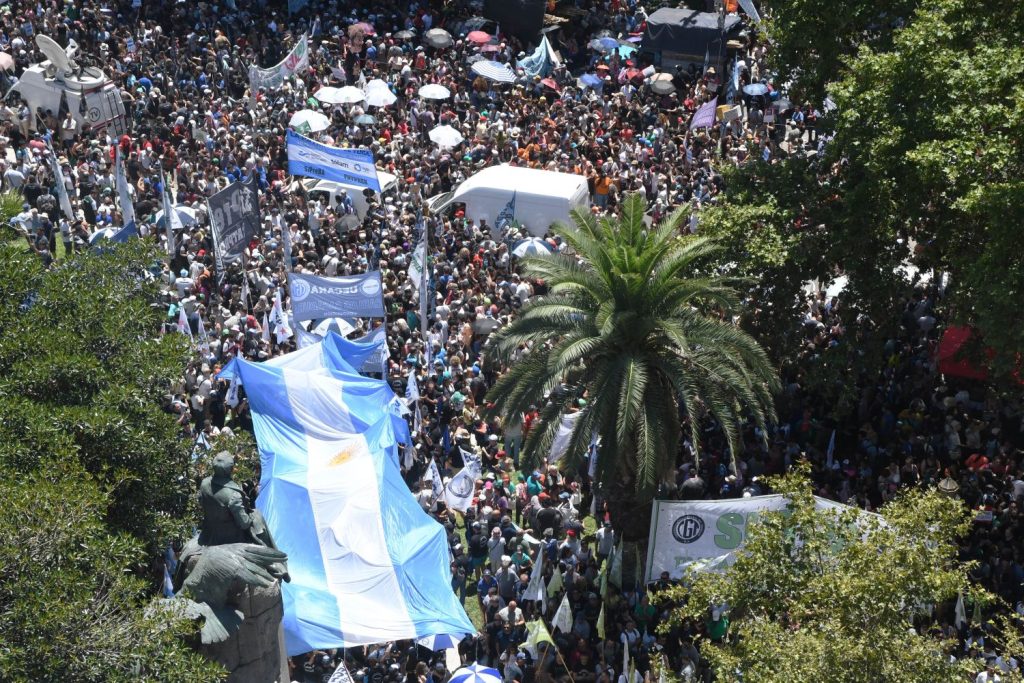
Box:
201 581 290 683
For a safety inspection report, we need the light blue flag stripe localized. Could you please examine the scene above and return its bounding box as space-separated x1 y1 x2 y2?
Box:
222 338 471 652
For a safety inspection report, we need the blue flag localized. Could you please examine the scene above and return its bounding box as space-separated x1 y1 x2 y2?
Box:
286 131 382 192
497 191 517 230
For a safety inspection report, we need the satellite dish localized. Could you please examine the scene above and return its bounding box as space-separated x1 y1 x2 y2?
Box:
35 35 71 75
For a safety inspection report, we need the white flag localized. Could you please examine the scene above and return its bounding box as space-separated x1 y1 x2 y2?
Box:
442 455 481 513
427 458 444 500
262 312 271 343
160 169 183 259
115 146 136 226
826 429 836 469
270 290 293 343
226 376 241 408
281 224 293 272
609 542 623 589
955 591 967 629
405 369 420 407
553 593 573 634
197 315 210 354
521 544 547 613
327 660 355 683
176 307 192 338
45 137 76 221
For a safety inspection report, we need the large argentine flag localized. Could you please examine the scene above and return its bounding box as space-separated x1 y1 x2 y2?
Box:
220 334 471 653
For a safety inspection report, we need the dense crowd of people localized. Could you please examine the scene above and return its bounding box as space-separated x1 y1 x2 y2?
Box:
1 0 1020 681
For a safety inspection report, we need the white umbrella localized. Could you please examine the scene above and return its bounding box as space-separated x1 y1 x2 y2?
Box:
333 85 367 104
424 28 453 48
418 83 452 100
312 317 356 337
471 60 516 84
155 204 199 230
449 664 501 683
428 124 464 148
511 237 554 257
289 109 331 132
88 226 119 244
314 86 351 104
363 80 397 107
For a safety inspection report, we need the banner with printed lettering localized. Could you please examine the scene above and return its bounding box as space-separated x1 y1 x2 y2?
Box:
286 131 381 192
209 177 260 269
249 33 309 90
645 495 875 581
289 271 386 322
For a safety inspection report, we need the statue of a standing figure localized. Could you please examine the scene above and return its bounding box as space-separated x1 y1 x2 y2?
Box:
172 451 290 645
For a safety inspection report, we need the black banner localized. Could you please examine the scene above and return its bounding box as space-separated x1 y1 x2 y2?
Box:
209 177 260 268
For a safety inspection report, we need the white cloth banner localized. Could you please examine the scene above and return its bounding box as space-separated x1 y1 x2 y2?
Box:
249 33 309 90
552 593 573 634
645 495 876 581
548 411 582 463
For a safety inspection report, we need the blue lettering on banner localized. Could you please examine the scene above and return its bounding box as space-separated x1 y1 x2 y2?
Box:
286 130 381 192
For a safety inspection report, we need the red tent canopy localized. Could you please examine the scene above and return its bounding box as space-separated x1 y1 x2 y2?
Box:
937 326 988 380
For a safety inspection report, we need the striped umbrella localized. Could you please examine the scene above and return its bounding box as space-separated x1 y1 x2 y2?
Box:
449 664 501 683
417 633 463 651
470 60 516 84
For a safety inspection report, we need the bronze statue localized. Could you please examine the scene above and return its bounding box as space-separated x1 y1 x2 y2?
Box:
171 451 290 645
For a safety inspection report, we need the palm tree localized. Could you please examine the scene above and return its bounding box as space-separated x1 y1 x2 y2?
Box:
485 194 779 538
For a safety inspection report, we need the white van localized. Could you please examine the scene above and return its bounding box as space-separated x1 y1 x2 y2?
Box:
428 165 590 236
7 35 126 134
296 170 399 220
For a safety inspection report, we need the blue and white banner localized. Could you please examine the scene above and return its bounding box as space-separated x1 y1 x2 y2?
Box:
290 271 386 322
115 146 136 227
218 338 470 652
287 131 381 192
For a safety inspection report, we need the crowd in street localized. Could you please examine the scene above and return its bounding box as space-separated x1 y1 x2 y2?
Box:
0 0 1020 680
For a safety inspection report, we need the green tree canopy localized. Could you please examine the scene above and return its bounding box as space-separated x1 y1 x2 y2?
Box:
0 237 221 680
659 469 1023 682
485 195 779 537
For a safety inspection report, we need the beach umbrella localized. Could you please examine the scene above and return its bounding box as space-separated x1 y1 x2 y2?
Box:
313 87 351 105
429 124 465 148
155 205 199 230
395 29 416 40
471 60 516 83
289 109 331 132
330 86 366 104
449 664 501 683
466 31 491 44
0 52 14 71
354 114 377 125
540 78 560 91
650 79 676 95
417 633 463 651
363 80 397 107
743 83 770 96
588 37 618 52
349 22 375 36
312 317 356 337
424 28 453 48
419 83 452 100
512 237 554 257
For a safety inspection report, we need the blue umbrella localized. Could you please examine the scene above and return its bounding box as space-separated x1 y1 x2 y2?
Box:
743 83 770 96
579 73 603 89
589 36 619 52
417 633 463 651
450 664 501 683
615 44 637 57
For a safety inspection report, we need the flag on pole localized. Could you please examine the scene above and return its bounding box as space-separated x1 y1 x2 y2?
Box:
282 223 293 272
519 620 554 660
496 191 517 231
327 660 356 683
441 450 481 512
427 458 444 500
262 312 271 343
690 97 719 130
197 315 210 354
826 429 836 469
954 591 967 629
226 376 241 408
241 273 251 312
546 565 563 597
609 542 623 588
552 593 573 634
115 146 136 226
622 635 630 676
596 603 605 640
522 545 547 613
270 289 293 344
418 222 430 354
160 169 183 259
176 307 192 339
45 137 76 221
